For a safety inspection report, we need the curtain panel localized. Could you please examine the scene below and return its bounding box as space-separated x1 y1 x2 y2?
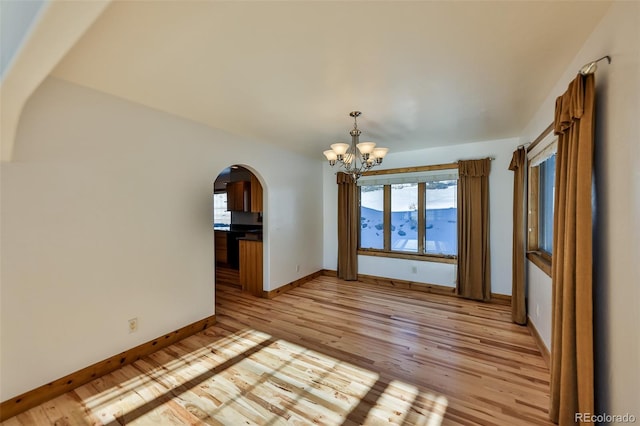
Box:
509 148 527 325
550 73 595 425
456 158 491 301
336 172 358 281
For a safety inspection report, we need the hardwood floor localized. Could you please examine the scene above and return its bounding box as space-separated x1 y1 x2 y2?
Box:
2 276 552 425
215 264 240 289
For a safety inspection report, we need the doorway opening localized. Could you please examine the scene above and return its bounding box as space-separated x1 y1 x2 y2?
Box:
213 165 264 297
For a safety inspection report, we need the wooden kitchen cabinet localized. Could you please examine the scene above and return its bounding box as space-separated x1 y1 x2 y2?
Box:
250 174 263 213
226 181 250 212
214 231 228 264
239 239 263 297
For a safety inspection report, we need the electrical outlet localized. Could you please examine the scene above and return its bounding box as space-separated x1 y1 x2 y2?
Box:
411 266 417 274
536 304 540 318
128 318 138 333
296 264 300 272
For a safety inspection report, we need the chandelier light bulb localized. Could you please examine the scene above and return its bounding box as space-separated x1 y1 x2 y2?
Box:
373 147 388 164
323 150 338 166
330 143 349 156
357 142 376 156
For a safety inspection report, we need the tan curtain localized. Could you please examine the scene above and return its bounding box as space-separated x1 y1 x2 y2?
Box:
509 148 527 325
550 74 595 425
337 172 358 280
456 159 491 301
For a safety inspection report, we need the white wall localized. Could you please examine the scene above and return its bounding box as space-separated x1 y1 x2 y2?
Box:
0 77 323 400
323 137 519 296
526 262 552 349
521 1 640 416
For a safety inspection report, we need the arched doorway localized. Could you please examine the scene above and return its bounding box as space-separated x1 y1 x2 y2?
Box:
213 165 264 297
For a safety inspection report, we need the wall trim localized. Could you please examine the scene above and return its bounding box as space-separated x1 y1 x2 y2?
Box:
324 269 458 297
490 293 512 306
527 315 551 368
262 270 323 299
355 272 456 296
322 270 511 304
0 315 216 422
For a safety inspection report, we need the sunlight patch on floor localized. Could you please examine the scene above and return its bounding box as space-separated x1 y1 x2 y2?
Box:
362 379 418 424
76 329 447 425
78 328 271 414
427 395 448 426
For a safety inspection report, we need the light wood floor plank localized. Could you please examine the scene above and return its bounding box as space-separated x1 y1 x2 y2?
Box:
1 276 551 425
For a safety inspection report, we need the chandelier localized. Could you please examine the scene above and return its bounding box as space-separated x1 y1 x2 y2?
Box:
323 111 389 181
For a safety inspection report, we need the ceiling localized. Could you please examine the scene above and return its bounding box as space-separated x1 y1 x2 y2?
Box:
51 1 611 157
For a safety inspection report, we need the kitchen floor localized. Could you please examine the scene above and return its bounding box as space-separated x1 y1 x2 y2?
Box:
215 264 241 289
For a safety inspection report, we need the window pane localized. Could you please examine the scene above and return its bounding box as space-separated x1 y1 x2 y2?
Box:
213 193 231 226
391 183 418 252
360 185 384 249
425 180 457 255
539 154 556 253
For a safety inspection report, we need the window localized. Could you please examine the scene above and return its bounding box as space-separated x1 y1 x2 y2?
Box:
425 180 457 256
527 134 557 275
391 183 418 252
213 192 231 227
358 165 458 262
538 154 555 254
360 185 384 249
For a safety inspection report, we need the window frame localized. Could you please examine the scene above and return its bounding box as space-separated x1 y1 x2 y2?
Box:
357 163 459 264
526 130 557 277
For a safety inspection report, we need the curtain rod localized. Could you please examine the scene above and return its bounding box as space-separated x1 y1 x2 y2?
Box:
457 157 495 161
527 123 554 153
579 55 611 75
516 56 610 155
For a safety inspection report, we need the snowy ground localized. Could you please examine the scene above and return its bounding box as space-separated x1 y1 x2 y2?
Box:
360 184 457 255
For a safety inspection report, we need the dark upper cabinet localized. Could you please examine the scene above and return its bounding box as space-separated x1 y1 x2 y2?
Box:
226 181 250 212
250 174 263 213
